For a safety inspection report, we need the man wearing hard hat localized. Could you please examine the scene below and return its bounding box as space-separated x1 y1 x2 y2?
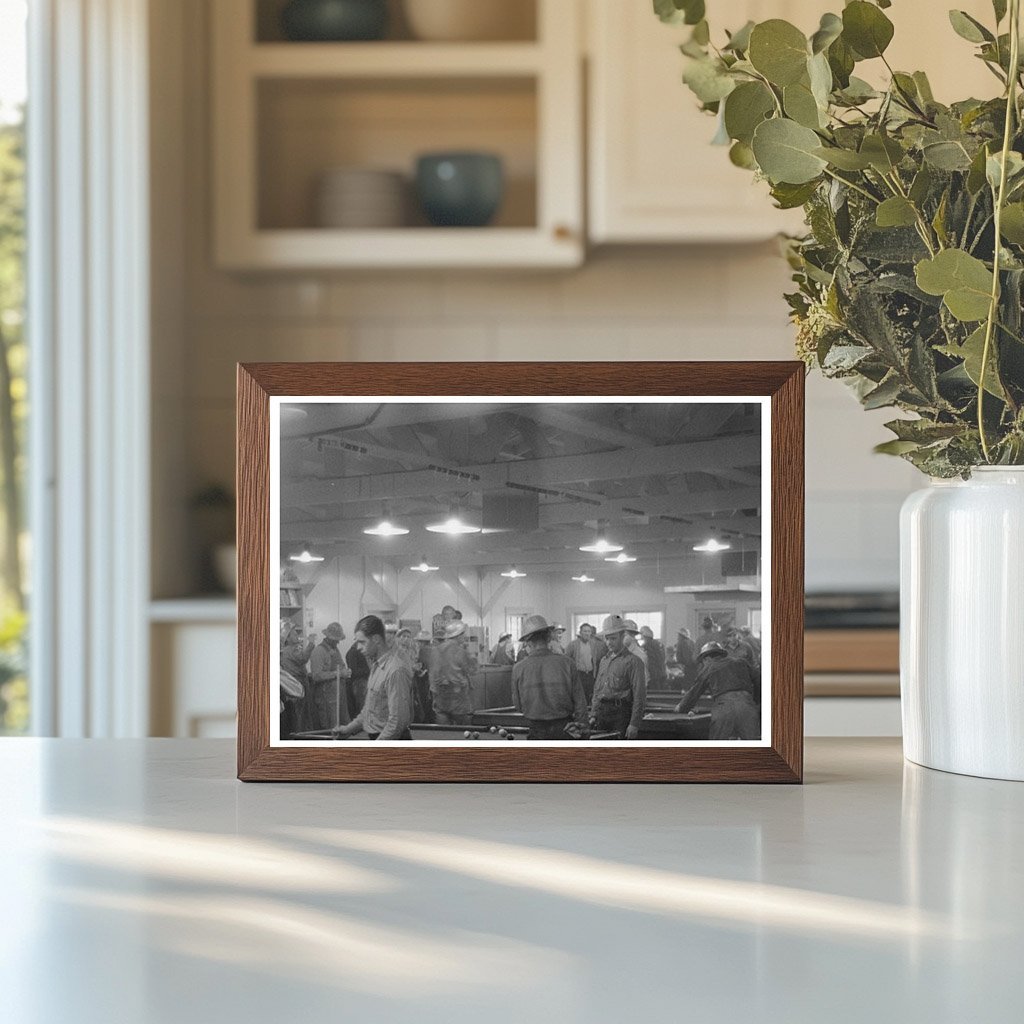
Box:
675 641 760 740
510 615 588 740
431 619 476 726
589 615 647 739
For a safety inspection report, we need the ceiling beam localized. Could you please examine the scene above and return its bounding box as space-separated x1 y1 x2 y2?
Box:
281 402 535 440
282 434 761 507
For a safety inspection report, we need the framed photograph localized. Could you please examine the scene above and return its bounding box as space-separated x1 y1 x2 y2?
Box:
237 362 804 782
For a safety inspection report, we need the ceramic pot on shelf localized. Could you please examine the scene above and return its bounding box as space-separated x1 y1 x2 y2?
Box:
900 467 1024 781
415 152 504 227
281 0 388 42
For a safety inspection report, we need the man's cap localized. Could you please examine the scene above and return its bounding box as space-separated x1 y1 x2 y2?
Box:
323 622 344 641
622 619 640 635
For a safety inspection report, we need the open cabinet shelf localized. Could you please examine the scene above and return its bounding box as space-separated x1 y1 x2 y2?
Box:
212 0 583 269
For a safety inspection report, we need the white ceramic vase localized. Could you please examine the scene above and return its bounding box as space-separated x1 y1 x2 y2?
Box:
900 467 1024 780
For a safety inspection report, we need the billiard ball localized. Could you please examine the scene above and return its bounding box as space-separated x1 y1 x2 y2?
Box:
464 730 471 738
472 732 480 739
498 728 507 737
507 734 514 741
489 726 497 733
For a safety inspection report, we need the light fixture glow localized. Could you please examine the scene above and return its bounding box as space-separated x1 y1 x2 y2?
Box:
425 516 481 535
604 552 637 564
289 548 325 563
693 538 732 553
572 574 595 583
501 568 527 579
579 537 623 554
410 560 440 573
363 520 410 537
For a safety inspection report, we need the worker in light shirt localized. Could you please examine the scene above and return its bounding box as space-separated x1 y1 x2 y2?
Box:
590 615 646 739
333 614 414 740
566 622 607 704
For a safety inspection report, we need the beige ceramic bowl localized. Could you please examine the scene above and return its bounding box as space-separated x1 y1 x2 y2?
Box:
403 0 535 41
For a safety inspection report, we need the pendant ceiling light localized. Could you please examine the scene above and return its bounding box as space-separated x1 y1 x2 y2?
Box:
289 547 324 563
604 552 637 564
410 558 439 573
693 536 731 553
501 567 527 579
363 502 409 536
579 534 623 554
426 515 480 535
572 573 595 583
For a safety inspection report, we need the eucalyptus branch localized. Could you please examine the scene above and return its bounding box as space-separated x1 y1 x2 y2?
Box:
979 0 1021 462
822 167 881 205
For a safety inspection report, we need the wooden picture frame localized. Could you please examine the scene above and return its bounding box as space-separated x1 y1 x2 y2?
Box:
237 362 804 782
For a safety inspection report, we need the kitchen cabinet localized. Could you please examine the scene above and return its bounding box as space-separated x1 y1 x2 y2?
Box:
211 0 583 269
586 0 999 244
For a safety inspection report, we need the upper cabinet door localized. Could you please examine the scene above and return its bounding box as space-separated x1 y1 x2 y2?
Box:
587 0 805 244
587 0 1001 245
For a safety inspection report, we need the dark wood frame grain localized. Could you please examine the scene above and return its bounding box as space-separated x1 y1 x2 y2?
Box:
237 362 804 783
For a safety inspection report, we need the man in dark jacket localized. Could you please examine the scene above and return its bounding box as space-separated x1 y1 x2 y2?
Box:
345 639 371 719
676 642 760 740
675 627 698 686
639 626 668 688
511 615 588 740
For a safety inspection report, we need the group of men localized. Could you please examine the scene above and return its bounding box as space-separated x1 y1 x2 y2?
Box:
280 608 762 742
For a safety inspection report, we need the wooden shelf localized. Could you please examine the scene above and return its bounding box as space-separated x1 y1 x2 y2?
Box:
249 42 544 78
218 227 580 270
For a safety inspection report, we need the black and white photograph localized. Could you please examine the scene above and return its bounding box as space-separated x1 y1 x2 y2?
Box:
271 396 770 746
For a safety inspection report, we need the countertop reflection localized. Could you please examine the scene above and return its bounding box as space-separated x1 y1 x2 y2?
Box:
1 738 1021 1023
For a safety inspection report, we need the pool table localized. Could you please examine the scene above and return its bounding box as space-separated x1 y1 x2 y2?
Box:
409 722 530 741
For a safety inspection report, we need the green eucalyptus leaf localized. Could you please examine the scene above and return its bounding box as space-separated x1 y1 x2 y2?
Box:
752 118 828 184
771 179 820 209
915 249 994 322
748 20 809 87
1000 203 1024 245
939 326 1006 398
653 0 705 26
861 133 904 173
784 80 824 129
724 20 755 53
948 10 994 44
814 146 872 170
692 19 710 45
876 197 918 228
967 144 992 193
986 150 1024 191
810 12 843 54
808 52 833 108
683 57 737 104
842 1 895 59
909 165 934 205
729 140 758 169
724 81 776 144
874 439 922 455
923 140 973 171
827 35 856 88
913 71 935 104
885 418 963 443
837 76 879 104
993 0 1008 24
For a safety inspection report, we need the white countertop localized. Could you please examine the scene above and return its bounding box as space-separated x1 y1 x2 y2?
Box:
1 738 1020 1023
